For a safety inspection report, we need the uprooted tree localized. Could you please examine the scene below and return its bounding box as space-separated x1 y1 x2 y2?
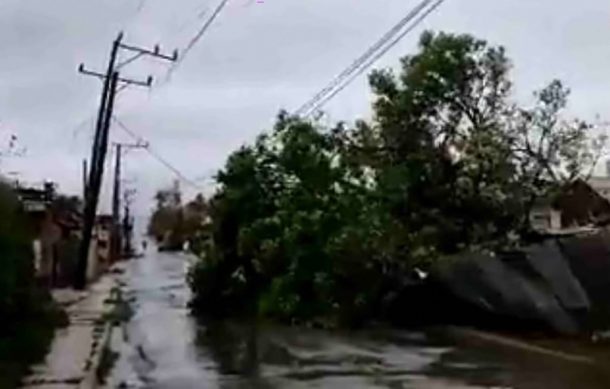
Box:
188 31 607 326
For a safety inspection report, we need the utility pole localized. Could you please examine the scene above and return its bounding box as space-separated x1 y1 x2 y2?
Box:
75 32 177 289
82 158 88 200
111 143 122 263
123 188 137 258
75 71 119 289
111 141 147 262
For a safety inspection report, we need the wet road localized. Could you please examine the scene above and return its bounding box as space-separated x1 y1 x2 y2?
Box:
107 250 610 389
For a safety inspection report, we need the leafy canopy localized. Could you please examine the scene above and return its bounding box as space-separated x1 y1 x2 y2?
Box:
188 31 606 326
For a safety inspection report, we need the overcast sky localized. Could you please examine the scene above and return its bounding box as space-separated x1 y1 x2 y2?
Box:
1 0 610 220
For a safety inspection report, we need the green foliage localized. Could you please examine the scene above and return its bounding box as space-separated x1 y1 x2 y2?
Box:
148 181 183 245
189 31 606 327
0 182 40 321
0 181 66 388
148 182 208 251
188 115 386 325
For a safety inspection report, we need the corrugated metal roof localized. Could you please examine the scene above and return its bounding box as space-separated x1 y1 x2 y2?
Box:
588 177 610 190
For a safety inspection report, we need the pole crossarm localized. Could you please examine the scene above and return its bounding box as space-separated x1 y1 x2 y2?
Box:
113 141 149 149
116 51 145 69
119 43 178 62
112 141 149 154
78 64 153 88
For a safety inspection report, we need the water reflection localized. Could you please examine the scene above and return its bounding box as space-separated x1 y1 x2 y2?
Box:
426 340 610 389
198 321 262 377
195 320 504 389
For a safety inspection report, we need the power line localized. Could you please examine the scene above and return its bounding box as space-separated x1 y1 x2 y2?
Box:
92 2 224 195
146 147 204 190
300 0 445 117
68 113 98 154
113 116 202 189
305 0 446 116
295 0 436 116
295 0 446 117
66 0 221 142
178 0 229 64
178 2 212 34
136 0 146 13
109 0 226 119
166 0 230 81
112 116 204 190
294 0 435 116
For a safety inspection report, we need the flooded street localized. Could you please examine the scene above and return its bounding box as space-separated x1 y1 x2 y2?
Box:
107 250 610 389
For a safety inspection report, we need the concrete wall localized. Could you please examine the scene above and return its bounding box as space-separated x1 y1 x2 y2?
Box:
530 207 562 232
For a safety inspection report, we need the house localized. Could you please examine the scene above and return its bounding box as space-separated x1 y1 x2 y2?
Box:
530 202 562 232
588 176 610 202
17 183 62 285
530 179 610 233
16 182 113 286
586 160 610 201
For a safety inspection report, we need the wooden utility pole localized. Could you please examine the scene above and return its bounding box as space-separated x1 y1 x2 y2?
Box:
75 32 177 289
111 141 147 262
123 188 137 257
111 143 122 263
82 158 88 199
75 71 119 289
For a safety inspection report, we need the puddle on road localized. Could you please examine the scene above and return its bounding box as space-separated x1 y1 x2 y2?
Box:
105 251 610 389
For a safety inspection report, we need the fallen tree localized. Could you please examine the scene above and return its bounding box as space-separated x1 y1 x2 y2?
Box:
188 31 607 329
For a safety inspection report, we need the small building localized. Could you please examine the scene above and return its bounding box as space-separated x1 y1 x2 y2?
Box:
17 183 61 285
530 203 562 232
530 179 610 233
588 176 610 202
587 160 610 202
15 182 113 286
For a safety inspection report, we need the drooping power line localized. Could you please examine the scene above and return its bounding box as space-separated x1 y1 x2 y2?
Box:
165 0 230 81
295 0 446 117
294 0 435 116
112 116 204 190
305 0 446 116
